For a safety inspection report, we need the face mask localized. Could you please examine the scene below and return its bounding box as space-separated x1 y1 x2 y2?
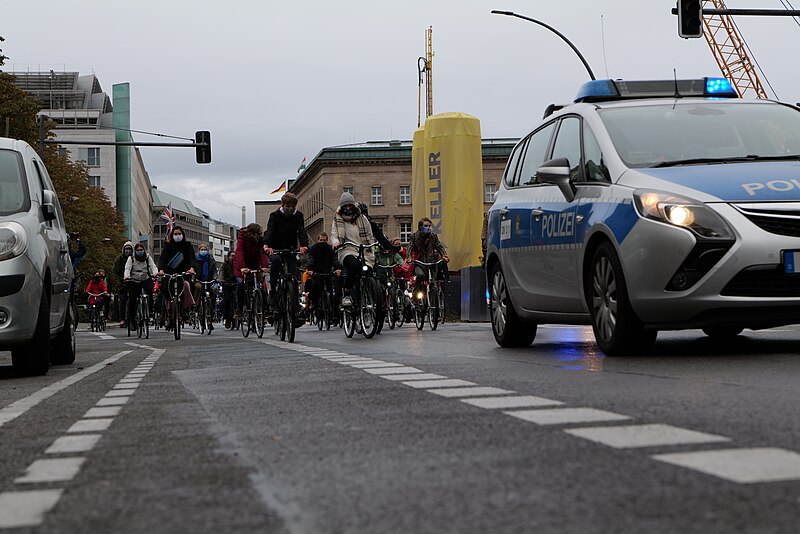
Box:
422 226 431 234
135 250 145 258
124 249 132 257
93 276 101 282
199 250 209 257
173 234 184 243
341 207 354 217
282 207 296 217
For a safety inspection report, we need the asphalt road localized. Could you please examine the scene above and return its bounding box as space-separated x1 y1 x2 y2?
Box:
1 319 799 533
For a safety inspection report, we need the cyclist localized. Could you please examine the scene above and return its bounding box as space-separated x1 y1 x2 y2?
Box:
356 202 397 253
193 243 217 329
306 232 343 320
264 192 309 323
220 250 237 328
330 192 376 308
113 241 134 327
234 223 269 320
407 217 450 295
85 271 108 326
157 226 197 326
123 242 157 329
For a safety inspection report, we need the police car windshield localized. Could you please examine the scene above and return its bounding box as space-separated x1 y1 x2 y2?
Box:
598 102 800 168
0 150 30 216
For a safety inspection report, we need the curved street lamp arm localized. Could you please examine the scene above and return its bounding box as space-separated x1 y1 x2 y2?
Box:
491 10 596 81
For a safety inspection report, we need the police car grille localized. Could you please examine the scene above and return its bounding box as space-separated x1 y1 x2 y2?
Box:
722 265 800 297
743 214 800 237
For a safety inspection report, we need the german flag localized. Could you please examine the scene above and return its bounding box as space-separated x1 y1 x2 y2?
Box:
270 181 287 195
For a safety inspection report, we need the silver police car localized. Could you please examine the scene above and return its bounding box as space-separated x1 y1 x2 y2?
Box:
0 137 74 375
486 78 800 355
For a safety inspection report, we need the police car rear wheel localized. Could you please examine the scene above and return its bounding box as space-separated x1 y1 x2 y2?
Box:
490 263 536 347
588 242 655 356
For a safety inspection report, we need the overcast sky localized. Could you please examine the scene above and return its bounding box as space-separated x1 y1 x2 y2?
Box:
3 0 800 225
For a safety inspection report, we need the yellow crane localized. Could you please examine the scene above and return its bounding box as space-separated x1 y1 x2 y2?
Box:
701 0 769 98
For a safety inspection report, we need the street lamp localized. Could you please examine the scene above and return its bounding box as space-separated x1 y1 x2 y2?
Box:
491 10 596 81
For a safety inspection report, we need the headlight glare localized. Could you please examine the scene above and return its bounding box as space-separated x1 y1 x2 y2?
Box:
633 190 733 239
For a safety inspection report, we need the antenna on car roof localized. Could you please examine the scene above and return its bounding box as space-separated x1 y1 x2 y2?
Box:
673 68 682 99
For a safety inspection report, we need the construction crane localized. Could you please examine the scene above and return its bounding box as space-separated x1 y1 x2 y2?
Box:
701 0 769 98
417 26 434 127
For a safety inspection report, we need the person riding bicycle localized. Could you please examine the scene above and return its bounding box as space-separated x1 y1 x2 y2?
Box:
330 192 376 308
263 193 309 323
192 243 217 330
123 242 158 330
220 250 237 328
306 232 343 319
157 226 197 326
85 271 108 325
234 223 270 320
113 241 134 327
407 217 450 295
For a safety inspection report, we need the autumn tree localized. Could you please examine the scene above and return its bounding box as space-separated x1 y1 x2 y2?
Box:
0 36 128 279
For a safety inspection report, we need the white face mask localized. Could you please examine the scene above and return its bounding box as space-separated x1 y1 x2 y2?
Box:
173 234 184 243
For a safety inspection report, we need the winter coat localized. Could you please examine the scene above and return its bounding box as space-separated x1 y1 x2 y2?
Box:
234 228 269 277
124 254 158 282
307 242 341 274
263 209 310 250
158 239 198 274
113 240 134 283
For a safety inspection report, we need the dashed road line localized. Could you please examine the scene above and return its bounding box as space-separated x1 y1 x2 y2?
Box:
427 386 514 398
382 373 447 381
363 366 423 375
460 396 563 409
505 407 631 426
653 448 800 484
15 458 86 483
0 490 63 528
564 424 731 449
401 379 477 389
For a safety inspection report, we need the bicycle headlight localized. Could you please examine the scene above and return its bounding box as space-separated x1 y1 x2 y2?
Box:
416 291 424 300
0 222 27 261
362 265 368 272
633 190 733 239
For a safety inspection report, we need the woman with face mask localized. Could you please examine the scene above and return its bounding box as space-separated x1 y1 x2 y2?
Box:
192 244 217 328
329 192 376 307
157 225 197 327
123 243 158 329
407 217 449 295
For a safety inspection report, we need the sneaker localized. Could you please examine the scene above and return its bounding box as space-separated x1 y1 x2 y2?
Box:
267 292 277 307
341 296 353 308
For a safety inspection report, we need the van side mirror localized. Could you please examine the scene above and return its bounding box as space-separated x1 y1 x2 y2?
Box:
536 157 576 202
42 190 57 221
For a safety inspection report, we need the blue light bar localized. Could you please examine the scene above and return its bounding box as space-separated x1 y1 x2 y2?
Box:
704 77 737 97
573 78 739 103
574 80 618 103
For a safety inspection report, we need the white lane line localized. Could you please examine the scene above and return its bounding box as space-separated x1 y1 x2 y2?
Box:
565 424 731 449
105 390 134 398
95 397 129 407
363 367 423 375
381 373 447 381
0 490 63 528
653 448 800 484
45 434 102 454
84 406 122 418
67 418 114 433
112 384 139 390
426 387 515 398
461 396 564 410
118 378 142 383
0 350 132 429
505 408 630 426
15 458 85 483
404 379 477 389
346 362 404 369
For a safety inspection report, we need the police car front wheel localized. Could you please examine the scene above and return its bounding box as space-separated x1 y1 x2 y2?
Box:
489 263 536 348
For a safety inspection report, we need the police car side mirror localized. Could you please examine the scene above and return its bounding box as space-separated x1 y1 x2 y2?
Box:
536 158 576 202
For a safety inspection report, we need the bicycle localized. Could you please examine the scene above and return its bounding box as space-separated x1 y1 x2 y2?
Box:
125 279 152 339
270 250 301 342
196 280 216 335
87 292 108 332
310 271 338 331
239 270 266 339
338 241 380 339
161 272 191 341
375 262 403 332
411 259 447 331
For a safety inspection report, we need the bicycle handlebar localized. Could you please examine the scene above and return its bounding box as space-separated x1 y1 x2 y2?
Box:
412 259 446 267
87 292 108 297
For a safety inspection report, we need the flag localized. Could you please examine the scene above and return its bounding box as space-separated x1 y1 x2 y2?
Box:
297 156 307 173
270 181 287 195
158 201 176 234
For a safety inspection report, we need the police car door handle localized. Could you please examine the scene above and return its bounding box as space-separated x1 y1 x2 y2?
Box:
499 208 509 217
576 214 584 224
532 208 543 221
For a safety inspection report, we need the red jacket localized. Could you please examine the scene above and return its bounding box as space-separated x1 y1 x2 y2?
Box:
234 228 269 277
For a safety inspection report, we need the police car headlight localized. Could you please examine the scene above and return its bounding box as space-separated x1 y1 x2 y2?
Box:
633 190 734 239
0 222 28 261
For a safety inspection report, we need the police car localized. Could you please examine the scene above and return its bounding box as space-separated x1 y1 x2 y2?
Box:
486 77 800 355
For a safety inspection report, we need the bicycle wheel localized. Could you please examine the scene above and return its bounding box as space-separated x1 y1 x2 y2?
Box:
241 293 251 338
360 278 379 339
394 289 405 328
137 299 144 339
254 289 265 338
343 307 356 338
414 294 425 331
143 299 150 339
286 282 297 343
439 284 446 324
428 283 439 331
199 297 207 334
173 294 182 341
205 295 214 335
323 293 332 331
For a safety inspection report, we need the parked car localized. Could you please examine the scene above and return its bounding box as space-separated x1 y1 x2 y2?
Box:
0 137 75 375
486 77 800 355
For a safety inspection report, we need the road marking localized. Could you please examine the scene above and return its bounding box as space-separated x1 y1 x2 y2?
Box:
653 448 800 483
112 384 139 390
45 434 102 454
346 362 404 368
565 424 731 449
0 350 132 429
505 408 630 425
381 373 447 381
15 458 86 483
84 406 122 418
67 418 114 433
118 378 142 384
0 490 63 528
461 396 564 409
105 390 134 397
95 397 129 407
363 367 423 375
426 386 515 398
404 379 477 389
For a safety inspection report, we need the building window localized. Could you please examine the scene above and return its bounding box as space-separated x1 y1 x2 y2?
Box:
343 186 353 196
400 222 412 243
87 147 100 167
88 175 101 188
371 186 382 206
484 183 497 203
399 185 411 205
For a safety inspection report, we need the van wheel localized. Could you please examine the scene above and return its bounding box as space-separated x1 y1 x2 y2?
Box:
489 263 536 347
52 303 76 365
12 289 51 376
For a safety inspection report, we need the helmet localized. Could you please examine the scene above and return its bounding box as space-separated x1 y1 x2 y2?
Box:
357 202 369 215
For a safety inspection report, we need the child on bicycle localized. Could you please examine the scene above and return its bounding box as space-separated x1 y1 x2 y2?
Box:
330 192 376 308
123 242 158 329
85 271 108 326
263 193 309 322
234 223 270 320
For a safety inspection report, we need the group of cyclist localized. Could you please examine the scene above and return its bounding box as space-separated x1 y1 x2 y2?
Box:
81 190 449 336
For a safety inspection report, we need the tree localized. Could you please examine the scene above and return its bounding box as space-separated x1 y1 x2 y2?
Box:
0 36 128 279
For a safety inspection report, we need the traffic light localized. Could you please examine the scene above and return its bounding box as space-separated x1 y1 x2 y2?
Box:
195 130 211 164
678 0 703 38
